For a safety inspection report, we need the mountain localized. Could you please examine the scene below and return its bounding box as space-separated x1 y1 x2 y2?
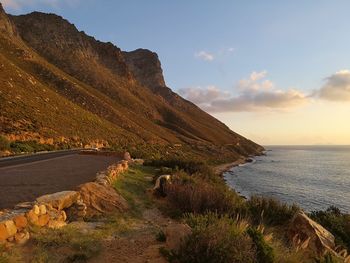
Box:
0 4 263 162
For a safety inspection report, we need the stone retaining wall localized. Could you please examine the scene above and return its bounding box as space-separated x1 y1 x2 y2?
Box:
0 153 131 246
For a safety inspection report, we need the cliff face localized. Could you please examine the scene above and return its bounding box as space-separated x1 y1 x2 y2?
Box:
123 49 166 89
0 7 263 161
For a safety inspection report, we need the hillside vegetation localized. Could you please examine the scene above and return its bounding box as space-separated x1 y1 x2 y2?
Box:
0 3 263 162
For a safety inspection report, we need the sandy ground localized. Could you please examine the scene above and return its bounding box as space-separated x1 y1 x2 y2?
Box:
214 157 246 176
0 154 120 209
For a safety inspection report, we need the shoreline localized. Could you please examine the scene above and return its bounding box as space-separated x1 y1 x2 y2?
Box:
214 157 247 176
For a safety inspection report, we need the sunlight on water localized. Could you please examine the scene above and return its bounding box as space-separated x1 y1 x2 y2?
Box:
224 146 350 213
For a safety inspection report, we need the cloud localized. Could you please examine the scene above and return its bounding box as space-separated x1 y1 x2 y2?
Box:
194 51 214 61
179 71 308 113
178 86 230 105
2 0 81 10
317 70 350 101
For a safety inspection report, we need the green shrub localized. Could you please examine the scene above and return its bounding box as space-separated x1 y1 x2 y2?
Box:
0 135 10 151
173 212 256 263
10 141 34 153
145 158 213 177
247 196 300 226
10 140 55 153
156 230 167 242
247 227 275 263
310 206 350 250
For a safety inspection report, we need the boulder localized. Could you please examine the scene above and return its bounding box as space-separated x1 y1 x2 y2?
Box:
289 212 335 256
164 223 192 251
77 182 128 217
37 214 50 227
26 210 39 225
0 220 17 241
123 152 131 161
153 175 171 196
13 215 27 229
47 220 66 229
36 191 80 210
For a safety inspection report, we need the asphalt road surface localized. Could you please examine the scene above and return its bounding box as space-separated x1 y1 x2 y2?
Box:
0 151 120 210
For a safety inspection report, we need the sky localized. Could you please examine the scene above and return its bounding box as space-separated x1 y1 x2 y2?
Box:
3 0 350 145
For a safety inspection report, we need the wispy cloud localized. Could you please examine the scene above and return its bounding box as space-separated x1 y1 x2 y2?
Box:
179 71 308 113
194 51 215 61
317 70 350 101
2 0 81 10
194 47 235 62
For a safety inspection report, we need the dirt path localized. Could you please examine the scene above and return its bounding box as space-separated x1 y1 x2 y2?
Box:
89 208 170 263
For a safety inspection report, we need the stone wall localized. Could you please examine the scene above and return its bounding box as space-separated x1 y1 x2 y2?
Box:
0 153 131 246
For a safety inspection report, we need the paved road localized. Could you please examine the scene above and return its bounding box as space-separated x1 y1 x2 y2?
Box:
0 151 120 210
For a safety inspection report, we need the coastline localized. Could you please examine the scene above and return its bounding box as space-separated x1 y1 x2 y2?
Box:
214 157 246 176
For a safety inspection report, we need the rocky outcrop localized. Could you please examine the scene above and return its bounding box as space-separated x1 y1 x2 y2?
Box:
78 182 128 217
0 3 16 35
289 212 347 260
123 49 166 89
36 191 80 210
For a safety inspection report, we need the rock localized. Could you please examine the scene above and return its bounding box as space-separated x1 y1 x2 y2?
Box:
14 202 34 209
13 215 27 229
164 223 192 251
47 220 66 229
289 212 336 256
78 182 128 217
39 205 47 215
14 231 30 245
36 191 80 210
26 210 39 225
33 205 40 215
65 200 87 221
37 214 50 227
123 152 131 161
153 175 171 196
0 221 17 241
132 158 144 165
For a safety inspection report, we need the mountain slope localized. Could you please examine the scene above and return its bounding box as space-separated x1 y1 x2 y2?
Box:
0 4 263 162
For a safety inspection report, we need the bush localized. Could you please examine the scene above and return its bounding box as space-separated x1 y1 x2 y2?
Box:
10 141 34 153
165 173 244 215
247 196 300 226
145 158 213 177
247 227 275 263
0 135 10 151
310 206 350 250
173 212 256 263
10 140 55 153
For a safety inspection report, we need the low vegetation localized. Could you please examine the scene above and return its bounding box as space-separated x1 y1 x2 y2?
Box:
172 212 256 263
310 206 350 251
0 135 10 151
22 225 103 262
247 196 300 226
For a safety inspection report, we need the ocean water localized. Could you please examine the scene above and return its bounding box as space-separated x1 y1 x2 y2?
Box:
224 146 350 213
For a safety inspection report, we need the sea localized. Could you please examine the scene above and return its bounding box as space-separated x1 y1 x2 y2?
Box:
224 145 350 213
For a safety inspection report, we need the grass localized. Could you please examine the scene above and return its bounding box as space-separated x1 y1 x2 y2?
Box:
113 164 156 216
172 212 256 263
29 224 103 262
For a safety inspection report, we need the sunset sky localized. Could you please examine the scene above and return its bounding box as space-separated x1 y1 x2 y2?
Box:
4 0 350 145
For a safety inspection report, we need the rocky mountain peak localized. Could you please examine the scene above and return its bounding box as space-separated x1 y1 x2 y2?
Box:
0 3 16 35
123 48 166 90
